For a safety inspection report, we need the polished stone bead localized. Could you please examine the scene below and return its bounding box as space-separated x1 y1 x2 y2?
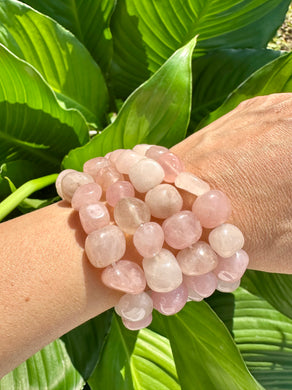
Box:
187 290 204 301
174 172 210 196
162 210 202 249
133 144 152 155
56 169 75 198
61 171 94 202
142 249 183 292
145 184 183 219
213 249 249 282
115 149 145 174
83 157 112 178
217 278 241 293
108 149 124 165
157 152 184 183
128 158 165 193
95 166 124 191
209 223 245 258
71 183 102 210
106 181 135 207
133 222 164 258
115 292 153 322
177 241 218 275
184 272 217 298
151 283 188 315
101 260 146 294
79 202 110 234
114 197 151 234
145 145 168 160
192 190 231 228
85 225 126 268
122 313 152 330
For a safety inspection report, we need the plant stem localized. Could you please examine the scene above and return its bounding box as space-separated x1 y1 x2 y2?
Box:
0 173 58 222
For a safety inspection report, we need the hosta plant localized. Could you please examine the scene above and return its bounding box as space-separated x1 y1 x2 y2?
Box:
0 0 292 389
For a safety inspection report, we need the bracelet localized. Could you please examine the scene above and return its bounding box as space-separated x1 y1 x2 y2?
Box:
56 145 249 331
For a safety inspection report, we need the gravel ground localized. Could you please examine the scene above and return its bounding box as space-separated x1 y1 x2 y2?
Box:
268 4 292 51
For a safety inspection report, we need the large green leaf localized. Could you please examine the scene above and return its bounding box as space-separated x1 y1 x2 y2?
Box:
0 0 108 125
110 0 290 97
0 44 89 174
20 0 116 75
0 339 84 390
161 301 263 390
88 313 180 390
63 37 196 170
199 51 292 128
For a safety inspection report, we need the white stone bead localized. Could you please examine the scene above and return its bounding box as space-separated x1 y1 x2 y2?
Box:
175 172 210 196
145 184 183 219
115 149 145 174
209 223 245 258
61 171 94 202
129 158 165 193
115 292 153 322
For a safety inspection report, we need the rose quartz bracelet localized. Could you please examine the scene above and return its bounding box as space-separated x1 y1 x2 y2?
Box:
56 145 249 330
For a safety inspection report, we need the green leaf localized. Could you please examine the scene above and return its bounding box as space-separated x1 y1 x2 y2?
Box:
63 37 196 170
0 0 108 125
162 301 263 390
88 313 180 390
61 311 113 380
199 51 292 128
0 339 85 390
0 44 89 172
20 0 116 75
190 48 282 129
110 0 290 97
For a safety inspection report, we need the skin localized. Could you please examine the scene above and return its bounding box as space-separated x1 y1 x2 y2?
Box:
0 93 291 378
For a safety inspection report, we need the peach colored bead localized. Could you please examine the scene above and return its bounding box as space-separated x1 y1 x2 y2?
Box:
56 169 75 198
106 181 135 207
95 166 124 191
114 197 151 234
79 202 110 234
83 157 112 178
145 184 183 219
108 149 124 165
115 149 145 174
209 223 244 258
151 283 188 315
115 292 153 322
162 210 202 250
157 152 184 183
71 183 102 210
217 279 241 293
85 225 126 268
122 313 152 330
133 222 164 258
61 171 94 202
142 249 183 292
213 249 249 282
133 144 152 155
145 145 168 160
192 190 231 229
177 241 218 276
184 272 218 298
101 260 146 294
128 158 165 193
175 172 210 196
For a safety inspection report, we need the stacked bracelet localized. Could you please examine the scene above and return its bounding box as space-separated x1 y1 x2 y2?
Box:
56 145 249 331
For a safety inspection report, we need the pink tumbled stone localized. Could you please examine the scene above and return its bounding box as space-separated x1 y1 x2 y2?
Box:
192 190 231 229
83 157 112 179
217 278 241 293
71 183 102 210
213 249 249 282
209 223 245 258
106 181 135 207
145 184 183 219
56 169 75 198
157 152 184 183
114 197 151 234
95 166 124 191
122 313 153 330
133 144 152 156
115 149 145 174
142 249 183 292
129 158 165 193
152 283 188 315
79 202 110 234
61 171 94 202
115 292 153 322
162 210 202 250
175 172 210 196
85 225 126 268
145 145 168 160
184 272 218 298
108 149 124 165
177 241 218 276
187 290 204 302
101 260 146 294
133 222 164 257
